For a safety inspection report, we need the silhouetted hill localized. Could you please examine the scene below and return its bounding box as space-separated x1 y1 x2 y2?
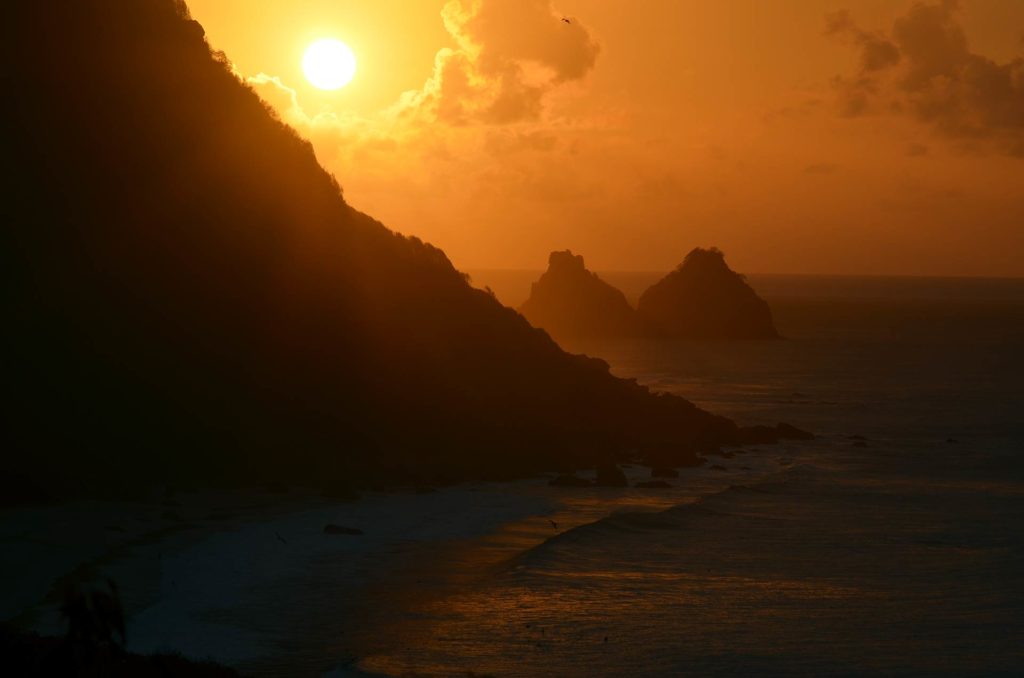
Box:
638 248 780 340
519 251 642 342
1 624 241 676
2 0 744 502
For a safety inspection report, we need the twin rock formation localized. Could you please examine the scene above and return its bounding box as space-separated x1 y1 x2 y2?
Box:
520 248 779 343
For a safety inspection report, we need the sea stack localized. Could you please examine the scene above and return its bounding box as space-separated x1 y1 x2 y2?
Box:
519 250 641 342
637 248 779 340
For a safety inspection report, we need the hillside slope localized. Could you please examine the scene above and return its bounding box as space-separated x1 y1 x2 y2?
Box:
3 0 738 502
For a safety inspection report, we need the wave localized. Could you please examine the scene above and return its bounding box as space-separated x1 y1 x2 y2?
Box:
509 462 834 571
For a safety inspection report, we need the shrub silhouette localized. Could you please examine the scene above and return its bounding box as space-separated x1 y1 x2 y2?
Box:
62 580 125 646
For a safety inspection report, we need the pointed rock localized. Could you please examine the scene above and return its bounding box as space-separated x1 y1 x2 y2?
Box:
519 251 641 342
638 248 779 340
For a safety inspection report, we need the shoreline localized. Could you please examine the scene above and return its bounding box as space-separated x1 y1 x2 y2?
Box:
0 481 560 669
0 488 342 632
1 449 793 674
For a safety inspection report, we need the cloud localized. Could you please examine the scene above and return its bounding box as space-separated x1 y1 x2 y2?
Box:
828 1 1024 155
462 1 599 83
393 0 600 126
825 10 901 73
246 0 600 149
237 0 605 230
247 74 302 121
234 0 607 268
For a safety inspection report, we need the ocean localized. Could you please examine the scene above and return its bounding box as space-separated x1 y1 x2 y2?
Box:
345 273 1024 677
7 274 1022 677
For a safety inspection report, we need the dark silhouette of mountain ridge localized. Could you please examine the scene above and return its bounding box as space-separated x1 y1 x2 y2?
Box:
638 248 780 340
519 251 642 342
3 0 746 502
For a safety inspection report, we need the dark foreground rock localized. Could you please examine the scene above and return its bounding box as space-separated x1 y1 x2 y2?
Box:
0 626 241 677
1 578 240 677
637 248 779 340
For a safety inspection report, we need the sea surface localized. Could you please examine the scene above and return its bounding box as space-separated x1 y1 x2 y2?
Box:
8 274 1021 677
346 273 1024 677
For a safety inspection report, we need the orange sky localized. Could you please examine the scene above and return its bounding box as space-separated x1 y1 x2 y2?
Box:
186 0 1024 276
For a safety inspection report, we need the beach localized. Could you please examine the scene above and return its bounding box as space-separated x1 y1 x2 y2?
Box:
2 452 803 674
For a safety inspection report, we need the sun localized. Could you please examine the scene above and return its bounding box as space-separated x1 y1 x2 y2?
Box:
302 39 356 90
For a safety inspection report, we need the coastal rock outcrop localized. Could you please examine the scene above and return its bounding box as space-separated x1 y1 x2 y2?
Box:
637 248 779 340
519 251 642 342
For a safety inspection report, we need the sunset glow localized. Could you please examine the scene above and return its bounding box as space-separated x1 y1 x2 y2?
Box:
8 2 1024 675
187 1 1024 276
302 38 356 90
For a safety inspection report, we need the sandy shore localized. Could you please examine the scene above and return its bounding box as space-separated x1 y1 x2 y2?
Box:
1 453 774 675
0 489 334 632
0 482 562 670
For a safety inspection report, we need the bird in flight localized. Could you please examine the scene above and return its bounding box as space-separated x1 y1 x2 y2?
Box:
548 518 559 530
561 17 571 24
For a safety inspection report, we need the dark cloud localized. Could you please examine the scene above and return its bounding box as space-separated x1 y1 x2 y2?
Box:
825 10 901 73
829 1 1024 155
